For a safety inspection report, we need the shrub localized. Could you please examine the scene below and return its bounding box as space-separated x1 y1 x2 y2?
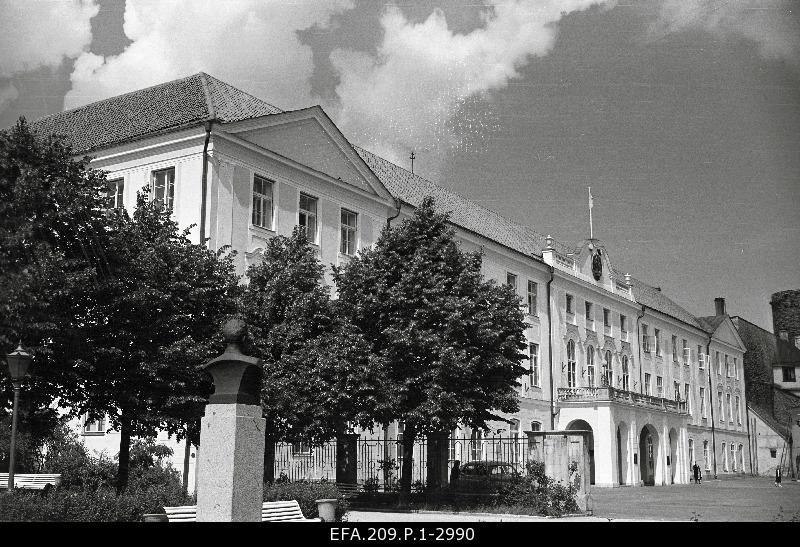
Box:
0 486 192 522
494 460 579 516
263 479 349 521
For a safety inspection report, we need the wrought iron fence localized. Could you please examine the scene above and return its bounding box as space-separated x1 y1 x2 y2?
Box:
272 435 530 490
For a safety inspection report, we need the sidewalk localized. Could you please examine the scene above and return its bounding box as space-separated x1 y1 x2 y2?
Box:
346 509 652 522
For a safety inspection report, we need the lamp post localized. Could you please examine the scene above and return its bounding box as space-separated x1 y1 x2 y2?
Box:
6 342 32 492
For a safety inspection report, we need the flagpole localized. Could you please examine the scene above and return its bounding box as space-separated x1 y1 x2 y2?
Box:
588 186 594 239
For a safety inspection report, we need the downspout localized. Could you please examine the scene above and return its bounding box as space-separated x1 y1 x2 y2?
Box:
199 120 213 246
742 359 754 476
706 335 718 479
636 305 645 393
546 265 555 430
386 196 402 227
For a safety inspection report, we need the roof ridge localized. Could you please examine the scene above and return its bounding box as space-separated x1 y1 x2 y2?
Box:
29 72 206 125
202 72 284 114
353 145 554 246
197 72 217 120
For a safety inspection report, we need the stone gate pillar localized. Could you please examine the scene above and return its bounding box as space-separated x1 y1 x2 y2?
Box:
196 318 265 522
426 432 449 489
336 433 358 485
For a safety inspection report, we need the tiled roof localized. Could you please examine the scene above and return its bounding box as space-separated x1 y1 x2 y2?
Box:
620 271 703 329
355 146 572 259
27 72 282 153
696 315 727 334
773 387 800 427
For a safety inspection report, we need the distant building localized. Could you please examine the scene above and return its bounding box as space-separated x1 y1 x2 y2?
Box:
23 73 750 488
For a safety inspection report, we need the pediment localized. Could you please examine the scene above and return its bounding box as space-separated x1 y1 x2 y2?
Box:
711 317 746 352
571 239 617 289
222 107 393 200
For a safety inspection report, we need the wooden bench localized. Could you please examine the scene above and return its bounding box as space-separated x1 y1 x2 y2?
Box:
0 473 62 490
162 500 322 522
335 483 361 499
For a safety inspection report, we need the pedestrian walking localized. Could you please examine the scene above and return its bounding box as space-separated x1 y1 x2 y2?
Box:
775 467 782 487
692 462 701 485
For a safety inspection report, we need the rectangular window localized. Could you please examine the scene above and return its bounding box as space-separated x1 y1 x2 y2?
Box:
725 355 730 378
620 314 627 340
644 373 652 396
682 340 689 364
672 335 678 363
734 357 739 379
291 441 311 456
730 444 736 472
700 387 706 417
83 415 106 434
529 343 540 388
251 175 274 229
770 448 777 458
506 272 517 291
527 281 538 316
735 395 741 424
727 393 732 423
656 376 663 397
299 193 318 244
715 351 721 375
566 294 574 315
603 308 610 329
685 383 691 414
718 391 724 422
151 167 175 211
106 178 124 209
655 328 661 356
703 441 710 470
698 345 704 369
674 381 681 401
585 301 593 329
340 208 358 255
642 325 650 353
722 442 728 472
783 367 796 382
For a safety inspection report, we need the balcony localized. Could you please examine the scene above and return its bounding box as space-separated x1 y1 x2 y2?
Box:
557 386 688 414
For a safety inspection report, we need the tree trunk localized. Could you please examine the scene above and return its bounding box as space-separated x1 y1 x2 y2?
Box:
182 423 191 496
116 411 132 493
398 424 416 508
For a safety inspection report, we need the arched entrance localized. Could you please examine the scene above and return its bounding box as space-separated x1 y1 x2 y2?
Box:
617 421 629 485
638 424 660 486
567 419 595 485
668 428 678 484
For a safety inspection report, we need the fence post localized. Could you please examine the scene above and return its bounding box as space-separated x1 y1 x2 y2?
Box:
426 432 449 489
336 433 358 485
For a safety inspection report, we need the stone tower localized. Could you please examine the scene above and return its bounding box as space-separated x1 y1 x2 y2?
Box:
770 289 800 348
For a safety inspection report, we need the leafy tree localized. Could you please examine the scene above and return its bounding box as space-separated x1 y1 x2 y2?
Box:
70 192 240 490
333 197 528 495
238 229 382 468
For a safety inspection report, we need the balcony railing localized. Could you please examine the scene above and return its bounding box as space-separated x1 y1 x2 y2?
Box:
558 386 688 414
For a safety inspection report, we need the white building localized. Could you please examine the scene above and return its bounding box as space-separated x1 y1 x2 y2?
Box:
27 73 749 487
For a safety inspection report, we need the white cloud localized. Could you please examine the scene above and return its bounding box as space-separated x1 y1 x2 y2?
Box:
64 0 353 110
0 0 98 77
328 1 613 173
0 0 97 115
650 0 800 65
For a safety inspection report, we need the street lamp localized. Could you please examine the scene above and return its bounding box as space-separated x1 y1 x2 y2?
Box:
6 342 32 492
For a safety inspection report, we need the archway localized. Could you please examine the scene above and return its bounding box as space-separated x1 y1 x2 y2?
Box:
668 428 678 484
617 421 629 485
567 419 595 485
638 424 660 486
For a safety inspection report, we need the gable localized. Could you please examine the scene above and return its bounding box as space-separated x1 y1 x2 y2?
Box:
237 118 375 195
712 317 746 352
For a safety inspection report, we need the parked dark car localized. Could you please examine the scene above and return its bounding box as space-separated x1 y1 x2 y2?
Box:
452 460 520 492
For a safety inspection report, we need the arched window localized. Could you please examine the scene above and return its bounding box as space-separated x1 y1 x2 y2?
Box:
738 444 744 472
510 419 521 463
587 346 595 387
567 340 576 388
703 440 709 470
622 356 630 391
604 350 613 387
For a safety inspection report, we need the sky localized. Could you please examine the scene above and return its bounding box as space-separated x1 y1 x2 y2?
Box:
0 0 798 332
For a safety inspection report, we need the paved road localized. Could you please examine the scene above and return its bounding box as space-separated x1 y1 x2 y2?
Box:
346 477 800 522
589 476 800 522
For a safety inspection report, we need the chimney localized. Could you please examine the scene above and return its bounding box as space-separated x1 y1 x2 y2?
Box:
714 297 726 316
779 330 789 341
